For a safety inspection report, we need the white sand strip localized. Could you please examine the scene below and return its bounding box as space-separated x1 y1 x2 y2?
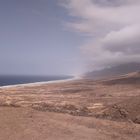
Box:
0 77 81 89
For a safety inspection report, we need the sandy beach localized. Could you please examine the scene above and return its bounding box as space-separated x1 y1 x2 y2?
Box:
0 77 76 89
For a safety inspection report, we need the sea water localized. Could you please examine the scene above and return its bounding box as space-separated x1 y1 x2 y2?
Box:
0 75 72 86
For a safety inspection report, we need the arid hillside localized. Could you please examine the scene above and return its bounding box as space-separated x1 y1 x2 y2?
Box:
85 63 140 80
0 72 140 140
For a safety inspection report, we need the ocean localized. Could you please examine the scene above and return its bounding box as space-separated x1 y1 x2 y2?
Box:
0 75 72 86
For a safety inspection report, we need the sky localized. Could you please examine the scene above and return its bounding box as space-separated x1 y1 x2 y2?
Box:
0 0 140 75
0 0 85 75
61 0 140 70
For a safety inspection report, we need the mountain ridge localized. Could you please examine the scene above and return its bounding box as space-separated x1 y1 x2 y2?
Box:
84 63 140 80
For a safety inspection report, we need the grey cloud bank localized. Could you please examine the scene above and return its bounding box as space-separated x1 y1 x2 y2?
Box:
61 0 140 70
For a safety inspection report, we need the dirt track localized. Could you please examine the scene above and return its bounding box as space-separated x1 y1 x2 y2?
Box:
0 72 140 140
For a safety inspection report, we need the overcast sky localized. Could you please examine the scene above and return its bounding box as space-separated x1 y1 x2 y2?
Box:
61 0 140 70
0 0 140 75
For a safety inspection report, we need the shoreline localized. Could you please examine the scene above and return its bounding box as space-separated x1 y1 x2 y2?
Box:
0 77 79 89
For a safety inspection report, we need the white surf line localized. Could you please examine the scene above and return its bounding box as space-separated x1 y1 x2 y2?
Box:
0 77 79 89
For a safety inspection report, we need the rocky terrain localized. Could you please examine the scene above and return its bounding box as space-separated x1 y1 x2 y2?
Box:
0 72 140 140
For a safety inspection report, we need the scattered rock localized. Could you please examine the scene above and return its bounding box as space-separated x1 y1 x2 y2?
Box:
133 115 140 124
32 102 91 117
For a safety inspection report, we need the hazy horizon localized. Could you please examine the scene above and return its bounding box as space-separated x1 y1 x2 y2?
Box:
0 0 85 76
0 0 140 76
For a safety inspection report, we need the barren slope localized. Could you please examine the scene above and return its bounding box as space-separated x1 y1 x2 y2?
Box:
0 72 140 140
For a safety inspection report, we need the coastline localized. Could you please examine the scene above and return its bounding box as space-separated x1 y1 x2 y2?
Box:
0 76 79 89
